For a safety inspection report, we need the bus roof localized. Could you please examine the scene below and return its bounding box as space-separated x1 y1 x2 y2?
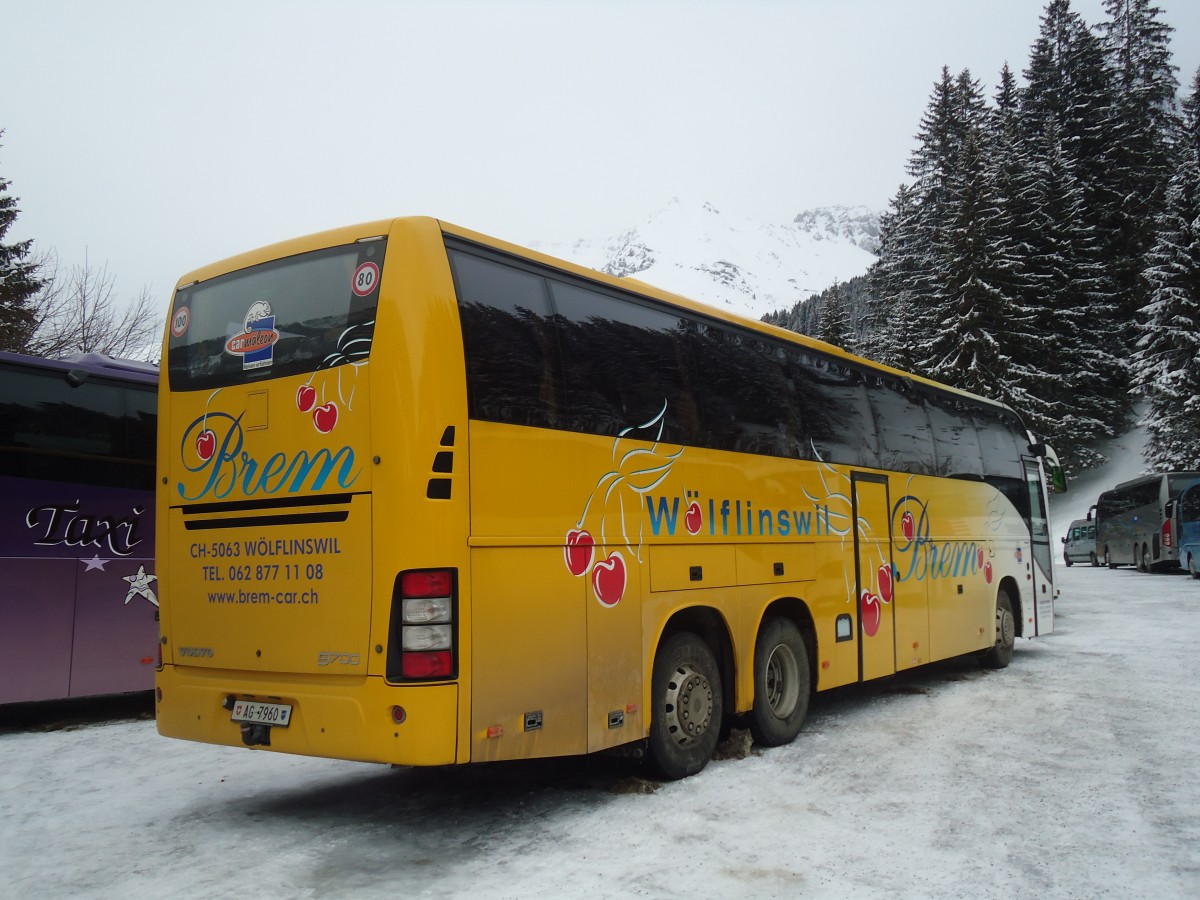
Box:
0 350 159 385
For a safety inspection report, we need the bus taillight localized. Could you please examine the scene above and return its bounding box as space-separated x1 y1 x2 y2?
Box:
1163 518 1173 548
391 568 457 681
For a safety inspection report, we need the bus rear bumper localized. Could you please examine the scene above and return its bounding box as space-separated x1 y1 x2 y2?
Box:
154 665 459 766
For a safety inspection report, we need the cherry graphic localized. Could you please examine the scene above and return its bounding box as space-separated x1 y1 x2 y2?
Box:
296 384 317 413
861 590 882 637
901 510 915 542
592 552 627 607
313 402 338 434
685 501 703 535
564 529 595 577
984 561 994 584
877 564 893 604
195 429 216 462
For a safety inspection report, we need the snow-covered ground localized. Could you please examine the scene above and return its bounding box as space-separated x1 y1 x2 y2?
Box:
3 560 1198 899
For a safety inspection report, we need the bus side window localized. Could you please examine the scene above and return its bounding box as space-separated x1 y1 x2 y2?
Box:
450 251 563 429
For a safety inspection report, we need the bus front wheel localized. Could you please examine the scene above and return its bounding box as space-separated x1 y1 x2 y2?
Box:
648 632 723 780
980 590 1015 669
747 617 811 748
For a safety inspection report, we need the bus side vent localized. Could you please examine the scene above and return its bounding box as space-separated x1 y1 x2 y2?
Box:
440 426 455 446
427 479 452 500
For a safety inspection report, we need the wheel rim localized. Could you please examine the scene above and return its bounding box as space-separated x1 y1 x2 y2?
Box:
662 662 714 747
763 641 801 719
996 603 1015 649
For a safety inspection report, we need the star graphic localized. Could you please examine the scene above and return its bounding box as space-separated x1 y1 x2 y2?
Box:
82 555 109 572
123 565 159 607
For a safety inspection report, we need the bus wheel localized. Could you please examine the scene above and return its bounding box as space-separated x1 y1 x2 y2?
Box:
1105 548 1116 569
747 617 811 748
1140 544 1152 573
1189 555 1200 580
980 590 1015 669
648 632 723 780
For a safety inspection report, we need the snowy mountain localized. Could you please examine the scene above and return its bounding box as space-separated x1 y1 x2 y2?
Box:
529 198 879 322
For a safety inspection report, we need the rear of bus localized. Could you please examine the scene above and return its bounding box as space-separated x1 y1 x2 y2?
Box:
155 218 471 764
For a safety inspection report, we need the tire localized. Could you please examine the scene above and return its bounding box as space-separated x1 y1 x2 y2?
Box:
1189 554 1200 580
1140 543 1152 573
1105 547 1117 570
747 617 811 748
1064 553 1073 567
648 632 723 780
980 589 1015 669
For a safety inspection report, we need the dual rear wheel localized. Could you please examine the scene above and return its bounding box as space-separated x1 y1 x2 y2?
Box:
648 618 810 780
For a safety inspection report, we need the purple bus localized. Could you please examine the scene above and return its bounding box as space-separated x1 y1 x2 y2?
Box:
0 350 158 704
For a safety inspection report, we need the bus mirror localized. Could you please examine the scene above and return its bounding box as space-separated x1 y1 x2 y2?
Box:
1043 445 1067 494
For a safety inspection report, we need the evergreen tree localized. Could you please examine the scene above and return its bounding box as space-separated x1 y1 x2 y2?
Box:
815 281 852 349
1022 0 1132 432
1096 0 1179 341
0 132 43 351
1133 67 1200 470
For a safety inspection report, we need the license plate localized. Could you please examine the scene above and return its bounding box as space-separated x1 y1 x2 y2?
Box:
230 700 292 727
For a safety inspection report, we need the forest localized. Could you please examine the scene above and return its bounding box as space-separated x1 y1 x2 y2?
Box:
765 0 1200 475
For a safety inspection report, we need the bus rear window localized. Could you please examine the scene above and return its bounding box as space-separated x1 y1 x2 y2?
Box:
167 241 383 391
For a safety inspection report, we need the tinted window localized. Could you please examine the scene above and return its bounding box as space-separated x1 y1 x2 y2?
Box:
869 378 934 474
550 280 700 444
168 241 382 391
452 251 562 429
0 366 156 489
928 394 985 477
447 241 1029 481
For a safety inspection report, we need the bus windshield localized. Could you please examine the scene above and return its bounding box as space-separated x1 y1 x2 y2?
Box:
167 241 384 391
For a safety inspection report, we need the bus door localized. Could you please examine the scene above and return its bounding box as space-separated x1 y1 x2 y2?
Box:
853 473 896 681
1022 458 1054 635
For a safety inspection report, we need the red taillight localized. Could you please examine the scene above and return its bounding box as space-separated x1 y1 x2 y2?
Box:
402 650 453 678
402 570 453 598
1163 519 1173 547
393 569 456 681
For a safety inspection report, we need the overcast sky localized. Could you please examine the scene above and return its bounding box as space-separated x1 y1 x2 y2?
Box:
4 0 1199 317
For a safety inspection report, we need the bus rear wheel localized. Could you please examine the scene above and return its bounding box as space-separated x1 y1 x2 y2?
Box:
1189 554 1200 580
648 632 723 780
980 590 1015 669
747 617 810 748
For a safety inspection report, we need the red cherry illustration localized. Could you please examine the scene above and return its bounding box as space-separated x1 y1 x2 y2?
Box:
592 551 627 607
685 501 703 535
564 529 595 577
313 402 338 434
901 510 915 542
984 561 994 584
861 590 882 637
195 429 216 462
296 384 317 413
877 564 893 604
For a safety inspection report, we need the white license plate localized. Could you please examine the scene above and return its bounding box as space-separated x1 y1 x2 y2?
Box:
230 700 292 727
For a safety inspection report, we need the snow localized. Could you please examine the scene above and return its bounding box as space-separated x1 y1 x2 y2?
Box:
531 198 879 322
7 433 1194 899
4 561 1198 899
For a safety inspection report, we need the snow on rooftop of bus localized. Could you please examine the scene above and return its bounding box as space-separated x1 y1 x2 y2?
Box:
530 198 879 322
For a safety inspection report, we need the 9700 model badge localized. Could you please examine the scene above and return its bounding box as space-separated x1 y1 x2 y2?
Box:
317 651 361 666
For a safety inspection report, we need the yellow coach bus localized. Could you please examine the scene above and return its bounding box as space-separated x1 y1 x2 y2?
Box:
155 216 1063 779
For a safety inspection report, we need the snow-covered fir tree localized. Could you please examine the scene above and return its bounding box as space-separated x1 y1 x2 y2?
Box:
1133 66 1200 470
0 132 43 351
